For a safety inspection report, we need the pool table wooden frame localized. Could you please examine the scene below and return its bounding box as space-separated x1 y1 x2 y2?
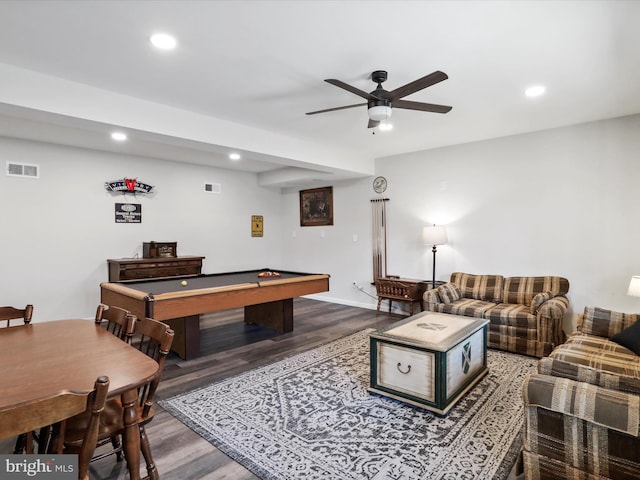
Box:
100 270 330 359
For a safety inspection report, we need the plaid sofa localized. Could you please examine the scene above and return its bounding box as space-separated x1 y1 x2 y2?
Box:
423 272 570 357
522 306 640 479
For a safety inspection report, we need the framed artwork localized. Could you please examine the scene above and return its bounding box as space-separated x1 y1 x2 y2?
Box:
300 186 334 226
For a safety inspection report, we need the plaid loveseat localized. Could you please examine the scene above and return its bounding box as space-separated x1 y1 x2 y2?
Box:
423 272 570 357
522 307 640 479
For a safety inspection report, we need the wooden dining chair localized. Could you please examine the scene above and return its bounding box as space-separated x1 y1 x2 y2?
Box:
3 304 37 453
0 375 110 480
95 303 135 341
0 304 33 327
64 317 174 480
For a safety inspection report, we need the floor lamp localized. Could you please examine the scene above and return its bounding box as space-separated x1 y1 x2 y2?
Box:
423 225 448 289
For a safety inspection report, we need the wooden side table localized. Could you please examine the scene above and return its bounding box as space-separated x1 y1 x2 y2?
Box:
375 277 434 316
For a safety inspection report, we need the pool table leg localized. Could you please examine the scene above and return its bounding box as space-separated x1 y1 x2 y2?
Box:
245 299 293 333
162 315 200 360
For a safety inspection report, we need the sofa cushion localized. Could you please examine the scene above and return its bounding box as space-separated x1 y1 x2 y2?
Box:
611 318 640 355
579 306 639 338
484 303 536 328
503 276 569 307
433 298 495 318
450 272 504 302
437 283 463 304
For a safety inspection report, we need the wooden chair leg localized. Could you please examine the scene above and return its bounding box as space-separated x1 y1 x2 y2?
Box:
36 425 52 453
13 434 26 454
388 300 392 313
25 432 34 454
110 435 123 461
139 426 159 480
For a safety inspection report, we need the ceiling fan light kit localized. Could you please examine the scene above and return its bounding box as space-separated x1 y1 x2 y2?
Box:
306 69 452 129
368 105 392 121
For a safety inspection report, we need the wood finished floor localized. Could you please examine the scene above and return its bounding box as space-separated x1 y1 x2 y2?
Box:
38 298 401 479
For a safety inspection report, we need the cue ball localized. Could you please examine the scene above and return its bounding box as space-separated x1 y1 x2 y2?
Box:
181 280 188 286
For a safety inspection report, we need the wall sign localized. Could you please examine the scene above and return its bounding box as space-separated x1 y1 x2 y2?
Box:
115 203 141 223
105 178 154 194
252 215 264 237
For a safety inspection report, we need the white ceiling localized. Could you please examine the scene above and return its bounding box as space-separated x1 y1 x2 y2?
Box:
1 0 639 188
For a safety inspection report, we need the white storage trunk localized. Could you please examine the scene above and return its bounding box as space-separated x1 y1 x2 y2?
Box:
368 311 489 415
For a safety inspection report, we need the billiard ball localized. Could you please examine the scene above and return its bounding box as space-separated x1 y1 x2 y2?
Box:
181 280 188 286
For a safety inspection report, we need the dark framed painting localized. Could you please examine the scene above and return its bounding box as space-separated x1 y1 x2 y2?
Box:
300 186 334 226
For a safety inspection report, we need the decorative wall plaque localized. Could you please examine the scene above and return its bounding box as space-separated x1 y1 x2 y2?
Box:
115 203 141 223
105 178 154 194
252 215 264 237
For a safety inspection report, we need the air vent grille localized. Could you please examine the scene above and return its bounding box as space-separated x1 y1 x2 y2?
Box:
204 182 221 194
6 162 39 178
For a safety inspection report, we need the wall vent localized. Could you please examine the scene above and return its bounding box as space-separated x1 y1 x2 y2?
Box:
6 162 39 178
204 182 221 194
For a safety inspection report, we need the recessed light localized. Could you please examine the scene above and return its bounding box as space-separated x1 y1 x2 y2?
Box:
150 33 177 50
229 153 241 160
525 85 546 97
111 132 127 141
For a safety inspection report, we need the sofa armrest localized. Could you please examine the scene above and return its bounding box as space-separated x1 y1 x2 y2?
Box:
538 356 640 396
523 373 640 436
536 295 569 346
422 287 441 311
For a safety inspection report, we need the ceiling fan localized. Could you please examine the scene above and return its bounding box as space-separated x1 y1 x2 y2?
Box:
306 70 452 128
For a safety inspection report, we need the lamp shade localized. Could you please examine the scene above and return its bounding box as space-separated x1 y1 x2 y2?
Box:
423 225 448 246
628 276 640 297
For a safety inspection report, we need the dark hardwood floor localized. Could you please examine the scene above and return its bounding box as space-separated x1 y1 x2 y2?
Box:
4 298 401 479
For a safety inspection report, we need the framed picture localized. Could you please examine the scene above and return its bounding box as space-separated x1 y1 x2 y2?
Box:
300 186 334 226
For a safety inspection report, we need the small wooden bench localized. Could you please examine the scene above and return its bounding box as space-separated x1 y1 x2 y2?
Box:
375 277 431 316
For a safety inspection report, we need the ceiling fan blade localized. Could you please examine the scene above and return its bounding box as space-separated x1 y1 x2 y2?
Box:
384 71 449 101
392 99 452 114
325 79 379 101
306 103 367 115
368 119 379 129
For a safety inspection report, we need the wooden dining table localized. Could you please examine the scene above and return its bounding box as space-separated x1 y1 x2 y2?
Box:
0 319 160 480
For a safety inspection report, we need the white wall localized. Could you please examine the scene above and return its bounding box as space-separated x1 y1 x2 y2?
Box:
376 115 640 331
0 137 284 320
3 114 639 333
302 114 640 333
279 178 375 308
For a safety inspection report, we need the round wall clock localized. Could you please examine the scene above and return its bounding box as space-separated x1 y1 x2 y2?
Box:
373 176 388 194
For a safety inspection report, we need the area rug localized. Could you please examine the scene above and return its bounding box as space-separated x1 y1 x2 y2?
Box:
160 329 537 480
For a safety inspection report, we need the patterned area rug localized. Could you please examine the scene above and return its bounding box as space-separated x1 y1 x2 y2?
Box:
160 330 537 480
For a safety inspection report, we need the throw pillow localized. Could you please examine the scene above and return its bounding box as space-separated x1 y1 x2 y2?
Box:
611 319 640 355
530 291 554 314
438 283 463 304
580 306 638 337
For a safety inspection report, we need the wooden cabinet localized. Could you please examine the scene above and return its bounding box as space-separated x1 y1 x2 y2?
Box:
107 256 205 282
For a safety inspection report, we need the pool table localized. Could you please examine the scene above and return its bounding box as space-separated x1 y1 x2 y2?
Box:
100 269 330 359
